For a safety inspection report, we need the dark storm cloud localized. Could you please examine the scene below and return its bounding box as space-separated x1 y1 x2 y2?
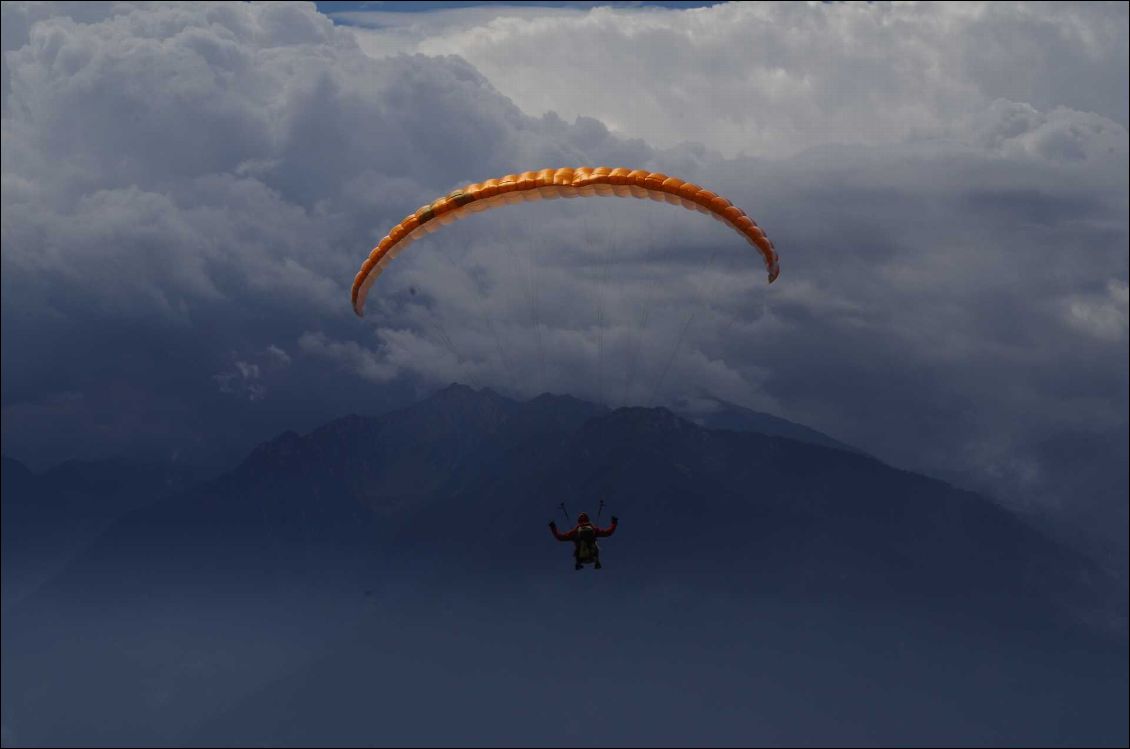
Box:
711 141 1127 543
0 1 654 468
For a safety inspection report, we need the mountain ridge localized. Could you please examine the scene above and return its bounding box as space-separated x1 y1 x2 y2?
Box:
4 383 1125 638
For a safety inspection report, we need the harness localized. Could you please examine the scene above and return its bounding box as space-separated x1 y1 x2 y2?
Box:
574 523 599 562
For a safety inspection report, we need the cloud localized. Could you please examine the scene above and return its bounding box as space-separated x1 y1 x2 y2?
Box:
0 1 650 464
348 2 1129 158
213 345 292 401
299 331 398 384
1 2 1126 557
1063 280 1130 342
266 344 292 367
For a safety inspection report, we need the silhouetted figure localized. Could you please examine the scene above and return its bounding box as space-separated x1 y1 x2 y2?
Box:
549 512 618 570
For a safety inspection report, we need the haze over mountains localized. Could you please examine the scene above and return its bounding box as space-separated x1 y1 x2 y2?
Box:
2 385 1126 746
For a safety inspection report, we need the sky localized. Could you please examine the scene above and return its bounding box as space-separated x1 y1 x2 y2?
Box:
1 2 1127 552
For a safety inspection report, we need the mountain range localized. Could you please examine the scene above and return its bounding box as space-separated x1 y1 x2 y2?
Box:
2 384 1126 746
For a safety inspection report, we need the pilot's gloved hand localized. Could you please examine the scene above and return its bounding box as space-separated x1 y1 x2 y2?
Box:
548 520 557 528
611 516 619 524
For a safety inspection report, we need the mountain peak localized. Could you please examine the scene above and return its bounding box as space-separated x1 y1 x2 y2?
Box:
1 455 36 496
583 405 695 438
241 430 304 470
430 382 509 404
530 392 588 406
684 398 863 456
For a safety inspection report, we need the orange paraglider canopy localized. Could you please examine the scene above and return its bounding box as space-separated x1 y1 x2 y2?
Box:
351 167 780 316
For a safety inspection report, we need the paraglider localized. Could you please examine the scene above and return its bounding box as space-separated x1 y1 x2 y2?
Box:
549 510 618 570
350 169 777 572
351 167 780 316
